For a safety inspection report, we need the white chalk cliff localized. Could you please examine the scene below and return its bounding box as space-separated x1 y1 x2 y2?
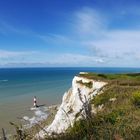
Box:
38 75 107 138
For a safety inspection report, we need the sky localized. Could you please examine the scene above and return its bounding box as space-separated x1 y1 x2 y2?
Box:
0 0 140 67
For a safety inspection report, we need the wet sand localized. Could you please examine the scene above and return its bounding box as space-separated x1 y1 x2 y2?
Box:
0 94 60 135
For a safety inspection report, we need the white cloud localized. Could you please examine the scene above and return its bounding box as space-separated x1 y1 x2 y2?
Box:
48 53 105 65
74 7 106 37
81 29 140 67
0 50 39 67
0 50 105 67
0 21 28 35
0 50 37 58
38 34 73 45
71 7 140 67
85 30 140 58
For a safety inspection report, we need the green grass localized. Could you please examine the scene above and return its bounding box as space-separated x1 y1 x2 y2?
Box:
76 80 93 88
79 72 140 82
131 91 140 107
57 73 140 140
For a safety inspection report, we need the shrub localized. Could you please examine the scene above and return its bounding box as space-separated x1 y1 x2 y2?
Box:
76 80 93 88
97 74 107 78
92 90 116 107
132 91 140 107
92 94 110 106
104 109 125 125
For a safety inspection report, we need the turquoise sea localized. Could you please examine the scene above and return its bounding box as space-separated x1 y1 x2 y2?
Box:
1 67 140 132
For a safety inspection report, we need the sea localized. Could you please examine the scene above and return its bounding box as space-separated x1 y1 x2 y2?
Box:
0 67 140 133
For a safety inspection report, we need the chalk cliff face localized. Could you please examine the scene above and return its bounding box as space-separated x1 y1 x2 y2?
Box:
38 75 107 138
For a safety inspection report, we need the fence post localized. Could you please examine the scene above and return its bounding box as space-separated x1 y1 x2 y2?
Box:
2 128 7 140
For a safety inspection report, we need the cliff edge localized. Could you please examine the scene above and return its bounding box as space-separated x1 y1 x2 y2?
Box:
37 75 107 138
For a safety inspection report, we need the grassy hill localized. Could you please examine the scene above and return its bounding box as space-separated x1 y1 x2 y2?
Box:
48 73 140 140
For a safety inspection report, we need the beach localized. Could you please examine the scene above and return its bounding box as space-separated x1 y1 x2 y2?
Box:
0 103 59 138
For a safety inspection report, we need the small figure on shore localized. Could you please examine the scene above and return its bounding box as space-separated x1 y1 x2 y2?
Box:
33 96 38 107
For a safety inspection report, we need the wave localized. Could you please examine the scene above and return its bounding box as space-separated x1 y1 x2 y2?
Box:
23 106 49 128
0 79 8 82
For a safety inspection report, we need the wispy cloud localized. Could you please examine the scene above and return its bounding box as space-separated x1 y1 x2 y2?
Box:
0 50 105 67
84 30 140 65
47 53 105 65
0 50 37 59
0 21 29 35
0 20 73 46
69 7 140 67
73 7 107 37
38 34 73 45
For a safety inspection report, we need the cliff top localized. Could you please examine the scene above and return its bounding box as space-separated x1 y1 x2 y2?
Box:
79 72 140 82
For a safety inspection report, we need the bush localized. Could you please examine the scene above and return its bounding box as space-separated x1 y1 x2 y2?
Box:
92 90 116 107
97 74 107 78
104 109 125 125
92 94 110 106
132 91 140 107
76 80 93 88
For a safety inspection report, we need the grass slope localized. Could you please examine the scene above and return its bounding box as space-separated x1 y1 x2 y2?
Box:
48 73 140 140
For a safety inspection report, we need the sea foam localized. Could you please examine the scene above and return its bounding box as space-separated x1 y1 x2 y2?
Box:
23 106 49 128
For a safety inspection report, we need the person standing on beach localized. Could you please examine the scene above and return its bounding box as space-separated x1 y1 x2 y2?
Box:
34 96 38 107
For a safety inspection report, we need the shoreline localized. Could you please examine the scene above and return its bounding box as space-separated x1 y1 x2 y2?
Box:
0 104 59 139
24 104 59 138
0 92 62 132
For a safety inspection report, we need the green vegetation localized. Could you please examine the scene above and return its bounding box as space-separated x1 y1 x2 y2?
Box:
6 73 140 139
56 73 140 140
132 91 140 107
79 72 140 82
76 80 93 88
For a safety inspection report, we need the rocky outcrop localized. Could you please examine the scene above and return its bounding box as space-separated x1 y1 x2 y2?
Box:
37 75 107 138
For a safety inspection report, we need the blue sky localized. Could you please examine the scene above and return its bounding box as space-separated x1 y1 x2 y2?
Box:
0 0 140 67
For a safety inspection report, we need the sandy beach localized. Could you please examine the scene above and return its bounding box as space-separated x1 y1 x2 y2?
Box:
0 103 59 138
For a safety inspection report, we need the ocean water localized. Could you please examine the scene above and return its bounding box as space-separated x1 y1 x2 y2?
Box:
0 67 140 132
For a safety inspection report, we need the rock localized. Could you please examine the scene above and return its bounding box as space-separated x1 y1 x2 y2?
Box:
37 75 107 138
109 98 117 102
98 104 104 111
79 72 88 74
